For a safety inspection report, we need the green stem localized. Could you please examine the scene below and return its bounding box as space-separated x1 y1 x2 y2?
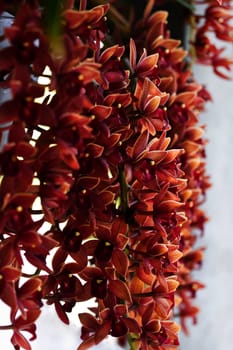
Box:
128 334 139 350
22 268 41 278
118 164 129 215
131 291 155 297
91 0 130 35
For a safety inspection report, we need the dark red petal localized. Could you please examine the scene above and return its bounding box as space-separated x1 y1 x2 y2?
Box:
104 93 132 107
86 143 104 158
112 249 129 277
79 312 99 330
77 336 96 350
62 229 82 253
20 231 42 248
130 276 144 295
108 280 132 303
96 190 115 207
25 253 52 274
19 278 42 299
122 317 141 334
11 330 31 350
137 53 159 74
142 304 154 325
62 262 86 274
14 310 41 328
100 45 124 64
1 266 21 281
91 277 107 298
57 142 79 170
142 150 167 162
144 95 160 114
78 266 103 280
52 247 68 272
55 302 70 325
90 105 112 120
9 193 36 209
129 38 137 70
95 320 111 344
111 318 128 337
69 247 88 271
1 283 18 309
77 177 100 190
64 5 109 30
157 200 184 213
126 131 149 159
144 319 161 333
95 240 113 262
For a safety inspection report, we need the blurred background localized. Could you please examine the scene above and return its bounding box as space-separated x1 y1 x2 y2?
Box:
180 53 233 350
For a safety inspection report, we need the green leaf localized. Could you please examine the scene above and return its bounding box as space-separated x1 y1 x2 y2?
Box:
41 0 64 57
175 0 194 11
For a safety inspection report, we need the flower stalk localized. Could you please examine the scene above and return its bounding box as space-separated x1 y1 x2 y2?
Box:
118 164 130 216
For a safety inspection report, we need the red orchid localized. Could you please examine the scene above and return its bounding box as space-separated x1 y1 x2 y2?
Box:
0 0 227 349
11 310 41 350
79 304 140 350
93 219 129 276
0 243 20 311
130 38 160 80
133 78 169 135
205 5 233 42
193 1 233 77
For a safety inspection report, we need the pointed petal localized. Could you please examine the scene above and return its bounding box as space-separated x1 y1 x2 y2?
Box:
14 310 41 328
100 45 124 64
55 302 70 324
139 78 150 111
79 313 98 330
130 276 144 295
168 249 183 263
77 177 100 190
112 249 129 277
70 247 87 271
137 53 159 74
144 319 161 333
95 321 112 344
142 150 167 162
129 38 137 70
1 283 18 309
127 131 149 159
86 143 104 158
157 200 184 213
11 331 31 350
144 96 160 114
90 105 112 121
19 278 42 298
167 278 179 292
1 266 21 281
122 317 141 333
77 336 95 350
162 149 183 163
185 127 205 141
108 280 132 303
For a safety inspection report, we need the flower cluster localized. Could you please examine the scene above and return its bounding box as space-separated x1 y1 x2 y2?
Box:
0 1 230 350
193 0 233 78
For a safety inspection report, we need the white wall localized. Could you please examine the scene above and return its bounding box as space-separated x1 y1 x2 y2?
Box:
181 56 233 349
